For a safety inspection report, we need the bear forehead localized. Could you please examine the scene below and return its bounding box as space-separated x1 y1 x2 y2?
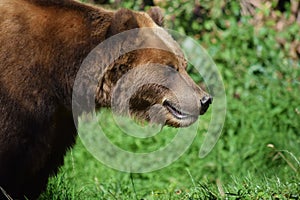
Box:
131 12 184 58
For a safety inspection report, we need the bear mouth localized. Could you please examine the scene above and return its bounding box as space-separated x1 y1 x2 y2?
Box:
162 100 197 120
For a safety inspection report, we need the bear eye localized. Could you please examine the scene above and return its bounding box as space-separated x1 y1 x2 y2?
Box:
168 64 179 72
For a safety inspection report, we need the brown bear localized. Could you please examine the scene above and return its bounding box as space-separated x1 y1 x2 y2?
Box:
0 0 212 199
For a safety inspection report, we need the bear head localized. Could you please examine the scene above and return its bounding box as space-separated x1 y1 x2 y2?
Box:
87 8 213 127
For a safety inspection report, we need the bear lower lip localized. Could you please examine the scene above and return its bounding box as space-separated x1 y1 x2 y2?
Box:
162 100 196 120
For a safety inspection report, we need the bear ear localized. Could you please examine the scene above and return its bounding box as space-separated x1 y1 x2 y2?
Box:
147 7 164 26
108 8 139 36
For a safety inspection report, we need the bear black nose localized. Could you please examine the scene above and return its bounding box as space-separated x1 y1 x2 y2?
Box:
200 96 213 115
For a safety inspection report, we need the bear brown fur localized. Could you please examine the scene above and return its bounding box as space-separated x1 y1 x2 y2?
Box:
0 0 212 199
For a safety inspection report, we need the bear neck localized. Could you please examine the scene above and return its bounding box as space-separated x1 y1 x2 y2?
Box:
48 7 114 110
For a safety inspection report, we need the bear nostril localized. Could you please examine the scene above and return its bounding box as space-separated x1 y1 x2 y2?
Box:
201 96 213 106
200 96 213 115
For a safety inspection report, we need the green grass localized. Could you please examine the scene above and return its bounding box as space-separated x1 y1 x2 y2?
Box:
40 135 300 200
40 123 300 200
39 1 300 199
